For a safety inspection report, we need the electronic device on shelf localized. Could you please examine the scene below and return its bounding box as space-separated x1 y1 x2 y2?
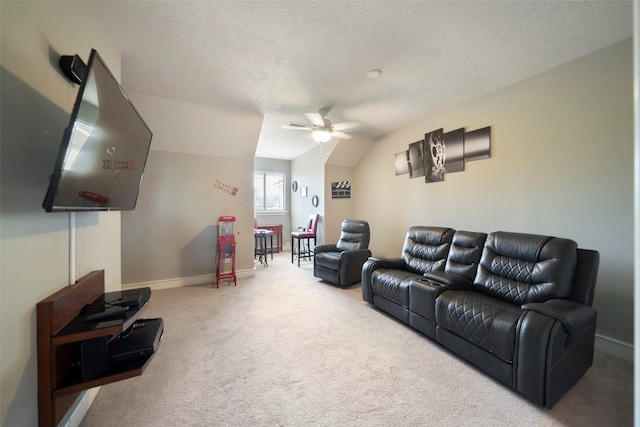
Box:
119 293 142 307
109 318 163 363
101 292 142 308
37 271 159 427
83 305 129 322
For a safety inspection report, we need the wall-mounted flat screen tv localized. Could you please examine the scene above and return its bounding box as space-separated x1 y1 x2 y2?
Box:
43 49 152 212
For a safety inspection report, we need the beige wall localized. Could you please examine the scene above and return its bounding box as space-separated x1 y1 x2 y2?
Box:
354 39 634 351
120 94 264 285
1 2 123 425
122 149 256 284
323 165 356 243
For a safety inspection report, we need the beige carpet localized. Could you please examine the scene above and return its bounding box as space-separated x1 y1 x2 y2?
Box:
81 252 633 426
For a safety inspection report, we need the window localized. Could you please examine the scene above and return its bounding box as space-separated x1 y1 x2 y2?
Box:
254 171 285 212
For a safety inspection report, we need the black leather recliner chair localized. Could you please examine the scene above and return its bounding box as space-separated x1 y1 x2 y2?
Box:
314 219 371 286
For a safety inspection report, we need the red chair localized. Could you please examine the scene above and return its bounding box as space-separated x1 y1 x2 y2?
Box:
291 214 320 267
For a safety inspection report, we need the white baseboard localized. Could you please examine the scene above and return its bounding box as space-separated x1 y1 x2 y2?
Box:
122 269 255 292
59 388 100 427
595 333 633 361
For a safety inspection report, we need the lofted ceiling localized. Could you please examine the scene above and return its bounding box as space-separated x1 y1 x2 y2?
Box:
96 1 632 162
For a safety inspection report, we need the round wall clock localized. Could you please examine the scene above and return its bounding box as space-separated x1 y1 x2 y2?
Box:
312 195 319 207
292 181 298 192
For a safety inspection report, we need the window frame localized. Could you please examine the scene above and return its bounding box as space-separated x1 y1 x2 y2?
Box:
253 171 287 214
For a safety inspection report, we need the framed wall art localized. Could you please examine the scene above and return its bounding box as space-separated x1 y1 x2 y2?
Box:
331 181 351 199
394 125 491 184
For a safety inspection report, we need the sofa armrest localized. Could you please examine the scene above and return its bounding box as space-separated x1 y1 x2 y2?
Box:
364 257 406 270
522 299 597 337
314 244 338 254
422 271 472 287
517 299 597 407
362 257 406 303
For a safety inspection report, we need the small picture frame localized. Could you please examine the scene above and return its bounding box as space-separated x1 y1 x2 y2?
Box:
292 181 298 192
312 195 319 207
301 186 308 197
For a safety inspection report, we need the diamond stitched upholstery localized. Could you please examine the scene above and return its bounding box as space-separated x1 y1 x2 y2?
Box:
436 290 520 362
449 295 498 348
474 232 577 305
370 269 417 307
494 256 534 282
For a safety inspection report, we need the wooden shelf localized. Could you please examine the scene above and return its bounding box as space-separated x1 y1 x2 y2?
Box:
37 270 157 427
53 351 154 397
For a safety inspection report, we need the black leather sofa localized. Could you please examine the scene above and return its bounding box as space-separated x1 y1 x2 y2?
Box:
362 226 599 408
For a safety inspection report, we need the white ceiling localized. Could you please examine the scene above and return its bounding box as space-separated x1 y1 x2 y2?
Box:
96 1 632 161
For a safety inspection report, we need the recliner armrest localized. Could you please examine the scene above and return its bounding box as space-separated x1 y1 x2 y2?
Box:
522 299 597 337
341 248 372 261
314 244 338 254
339 249 372 286
422 271 472 287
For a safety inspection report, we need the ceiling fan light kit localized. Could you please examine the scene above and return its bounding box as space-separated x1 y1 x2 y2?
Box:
282 110 361 144
312 130 332 143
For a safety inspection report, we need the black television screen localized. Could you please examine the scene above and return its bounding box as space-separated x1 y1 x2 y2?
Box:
43 49 152 212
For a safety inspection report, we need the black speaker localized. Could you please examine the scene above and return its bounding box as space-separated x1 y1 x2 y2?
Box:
59 54 87 85
80 336 108 381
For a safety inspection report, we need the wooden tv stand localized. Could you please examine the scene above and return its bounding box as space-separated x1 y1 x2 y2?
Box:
37 270 158 427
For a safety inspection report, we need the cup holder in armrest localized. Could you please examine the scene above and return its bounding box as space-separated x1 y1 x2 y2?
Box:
418 278 442 286
422 271 472 287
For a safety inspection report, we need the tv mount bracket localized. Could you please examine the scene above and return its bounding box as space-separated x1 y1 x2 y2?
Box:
59 54 87 85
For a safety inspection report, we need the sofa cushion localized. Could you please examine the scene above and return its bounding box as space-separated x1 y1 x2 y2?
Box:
402 227 455 275
315 251 341 271
335 219 370 251
370 269 421 307
474 232 577 305
444 230 487 280
436 290 521 362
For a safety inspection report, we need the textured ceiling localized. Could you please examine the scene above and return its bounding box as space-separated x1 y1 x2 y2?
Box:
96 1 632 162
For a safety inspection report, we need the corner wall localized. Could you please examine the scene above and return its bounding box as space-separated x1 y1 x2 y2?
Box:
120 94 264 285
353 39 634 355
323 165 356 243
291 144 330 244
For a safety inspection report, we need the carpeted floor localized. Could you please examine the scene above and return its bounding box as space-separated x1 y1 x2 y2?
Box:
81 251 633 426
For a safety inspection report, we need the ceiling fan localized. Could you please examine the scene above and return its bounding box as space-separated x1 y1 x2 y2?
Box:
282 111 360 143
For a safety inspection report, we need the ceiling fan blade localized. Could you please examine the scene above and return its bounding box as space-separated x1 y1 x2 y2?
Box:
331 130 353 140
282 122 312 130
305 112 326 127
331 121 361 131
